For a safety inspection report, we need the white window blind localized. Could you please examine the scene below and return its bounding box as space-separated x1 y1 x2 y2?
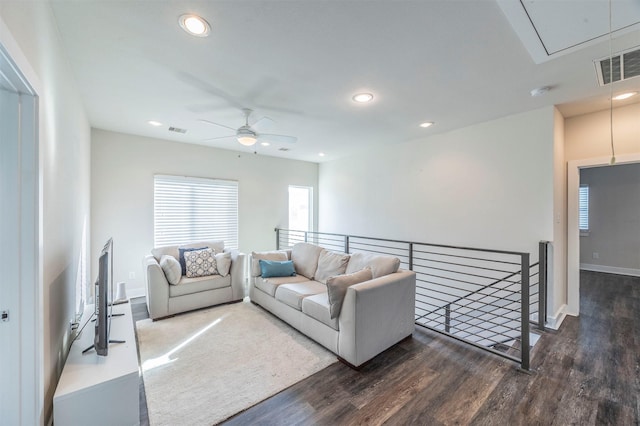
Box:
154 175 238 248
579 185 589 231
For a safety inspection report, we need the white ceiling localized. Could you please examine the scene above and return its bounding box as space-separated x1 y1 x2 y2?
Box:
49 0 640 163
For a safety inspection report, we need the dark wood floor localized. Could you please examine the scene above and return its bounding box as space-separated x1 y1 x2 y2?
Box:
133 271 640 425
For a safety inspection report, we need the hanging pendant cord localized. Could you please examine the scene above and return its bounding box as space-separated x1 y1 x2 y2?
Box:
608 0 616 165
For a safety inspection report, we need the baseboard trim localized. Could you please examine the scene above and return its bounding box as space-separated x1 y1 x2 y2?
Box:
545 304 568 330
580 263 640 278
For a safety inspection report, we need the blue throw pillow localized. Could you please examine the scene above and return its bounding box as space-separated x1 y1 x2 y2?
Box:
179 247 206 276
259 260 296 278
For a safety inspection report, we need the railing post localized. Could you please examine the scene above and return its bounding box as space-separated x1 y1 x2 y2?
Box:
304 231 308 243
276 228 280 250
345 235 350 254
409 243 414 270
520 253 530 371
538 241 547 331
445 304 451 333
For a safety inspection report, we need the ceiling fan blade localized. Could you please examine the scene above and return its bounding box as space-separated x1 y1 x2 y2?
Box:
178 71 245 110
203 135 236 142
258 133 297 144
197 119 237 132
251 115 275 131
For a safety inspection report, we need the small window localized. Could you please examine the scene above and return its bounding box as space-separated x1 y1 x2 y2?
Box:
154 175 238 248
579 185 589 233
288 185 313 232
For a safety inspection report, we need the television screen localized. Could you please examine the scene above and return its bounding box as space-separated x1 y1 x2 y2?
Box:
83 238 113 356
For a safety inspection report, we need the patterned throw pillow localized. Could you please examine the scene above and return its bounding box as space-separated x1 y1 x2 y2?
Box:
184 248 218 278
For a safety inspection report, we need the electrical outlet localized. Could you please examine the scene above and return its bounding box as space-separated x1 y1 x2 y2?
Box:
592 252 599 259
128 271 135 279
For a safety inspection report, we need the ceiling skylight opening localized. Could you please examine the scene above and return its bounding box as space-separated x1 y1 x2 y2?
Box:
419 122 434 128
352 93 373 103
148 120 163 127
179 14 211 37
612 91 638 101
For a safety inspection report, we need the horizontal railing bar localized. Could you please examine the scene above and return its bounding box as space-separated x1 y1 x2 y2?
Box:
415 324 522 363
412 255 519 276
412 248 521 266
431 311 521 337
416 264 523 285
277 228 530 257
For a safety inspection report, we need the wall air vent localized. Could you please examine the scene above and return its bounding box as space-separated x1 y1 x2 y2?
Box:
595 46 640 86
278 148 290 152
168 126 187 134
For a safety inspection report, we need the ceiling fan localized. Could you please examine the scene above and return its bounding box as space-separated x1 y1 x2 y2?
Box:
199 108 297 147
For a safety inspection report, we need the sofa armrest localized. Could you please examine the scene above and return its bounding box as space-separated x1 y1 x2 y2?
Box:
144 254 170 320
338 270 416 367
228 250 246 300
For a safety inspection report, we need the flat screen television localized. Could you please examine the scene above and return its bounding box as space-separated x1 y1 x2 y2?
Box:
83 238 114 356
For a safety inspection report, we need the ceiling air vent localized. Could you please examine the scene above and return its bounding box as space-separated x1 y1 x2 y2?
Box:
168 126 187 134
278 147 290 152
595 46 640 86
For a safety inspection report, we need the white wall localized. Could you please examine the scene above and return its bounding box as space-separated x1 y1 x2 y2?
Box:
579 163 640 274
551 107 567 319
91 129 318 297
0 3 91 424
320 107 556 256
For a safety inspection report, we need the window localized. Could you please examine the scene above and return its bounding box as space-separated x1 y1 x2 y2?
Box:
579 185 589 233
288 186 313 232
154 175 238 248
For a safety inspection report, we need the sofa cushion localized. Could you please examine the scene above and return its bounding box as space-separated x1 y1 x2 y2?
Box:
275 281 327 311
251 250 289 277
259 260 296 278
291 243 324 279
254 275 310 297
345 252 400 279
314 250 350 284
215 252 232 277
151 240 225 263
184 248 217 278
169 274 231 297
302 292 339 330
327 267 373 318
160 255 181 285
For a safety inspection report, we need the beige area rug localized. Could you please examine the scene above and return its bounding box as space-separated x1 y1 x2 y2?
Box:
136 299 336 426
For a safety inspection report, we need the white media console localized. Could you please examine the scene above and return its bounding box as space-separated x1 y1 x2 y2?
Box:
53 302 139 426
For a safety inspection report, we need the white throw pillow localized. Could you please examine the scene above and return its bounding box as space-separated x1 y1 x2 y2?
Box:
326 267 373 318
291 243 324 279
215 252 232 277
251 251 288 277
345 252 400 278
160 255 182 285
184 248 217 278
314 250 350 284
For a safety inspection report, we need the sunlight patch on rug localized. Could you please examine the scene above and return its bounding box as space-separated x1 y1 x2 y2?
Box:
136 300 336 425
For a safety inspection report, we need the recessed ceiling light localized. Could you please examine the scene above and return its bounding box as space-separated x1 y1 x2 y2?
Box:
419 122 434 128
530 86 551 97
352 93 374 103
148 120 163 127
260 142 270 146
319 152 326 157
612 91 638 100
179 14 211 37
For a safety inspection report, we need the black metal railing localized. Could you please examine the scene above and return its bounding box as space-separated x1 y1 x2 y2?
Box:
275 228 549 371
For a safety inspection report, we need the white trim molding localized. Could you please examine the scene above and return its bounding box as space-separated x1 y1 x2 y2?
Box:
567 153 640 316
580 263 640 278
546 304 568 330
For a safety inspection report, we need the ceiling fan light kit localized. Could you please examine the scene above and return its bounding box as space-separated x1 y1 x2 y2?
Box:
201 108 297 147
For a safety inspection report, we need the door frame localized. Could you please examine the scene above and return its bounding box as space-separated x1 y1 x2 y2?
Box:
567 153 640 315
1 17 42 425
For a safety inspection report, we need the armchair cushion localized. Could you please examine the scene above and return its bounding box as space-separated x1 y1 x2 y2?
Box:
160 255 181 285
184 248 217 278
215 252 232 277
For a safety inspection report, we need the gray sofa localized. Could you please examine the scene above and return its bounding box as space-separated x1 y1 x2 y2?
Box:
249 242 416 367
144 240 246 320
